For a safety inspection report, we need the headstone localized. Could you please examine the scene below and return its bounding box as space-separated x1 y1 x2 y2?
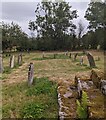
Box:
69 52 71 58
10 55 15 68
27 49 30 54
54 54 56 59
80 56 83 65
28 63 34 86
100 80 106 95
86 52 96 67
42 52 45 58
97 56 100 61
77 79 82 99
18 54 22 65
74 53 78 61
66 51 68 56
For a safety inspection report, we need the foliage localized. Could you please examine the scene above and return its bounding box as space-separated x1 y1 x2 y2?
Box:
21 102 45 118
84 1 106 50
2 22 30 52
2 77 58 118
26 77 57 96
29 1 78 50
76 91 88 119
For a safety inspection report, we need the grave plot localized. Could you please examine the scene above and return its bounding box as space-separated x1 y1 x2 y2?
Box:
74 69 105 119
57 69 106 119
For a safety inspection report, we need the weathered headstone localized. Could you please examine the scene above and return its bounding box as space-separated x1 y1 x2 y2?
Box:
42 52 45 58
77 79 82 99
10 55 15 68
28 63 34 86
97 56 100 61
66 51 68 56
18 54 22 65
69 52 71 58
86 52 96 67
74 53 78 61
100 80 106 95
54 54 56 59
80 56 83 65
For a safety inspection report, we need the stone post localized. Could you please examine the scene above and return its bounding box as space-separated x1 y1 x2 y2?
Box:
80 56 83 65
86 52 96 67
77 79 82 99
69 52 71 58
42 52 45 58
54 54 56 59
10 55 15 68
74 53 78 61
18 54 22 65
28 63 34 86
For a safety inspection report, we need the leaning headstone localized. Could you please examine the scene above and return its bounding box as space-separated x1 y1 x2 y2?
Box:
10 55 15 68
74 53 78 61
86 52 96 67
28 63 34 86
18 54 22 65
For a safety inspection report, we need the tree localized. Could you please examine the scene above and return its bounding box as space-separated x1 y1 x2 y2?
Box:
84 1 106 49
85 1 106 30
29 1 78 50
2 22 30 52
77 20 85 49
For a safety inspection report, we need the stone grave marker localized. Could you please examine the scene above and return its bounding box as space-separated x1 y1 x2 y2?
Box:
54 54 56 59
28 63 34 86
42 52 45 58
10 55 15 68
80 56 83 65
66 51 68 56
86 52 96 67
69 52 71 58
100 80 106 95
18 54 22 65
74 53 78 61
77 78 82 99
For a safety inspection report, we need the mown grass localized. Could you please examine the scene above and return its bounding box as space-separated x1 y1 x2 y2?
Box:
2 77 58 118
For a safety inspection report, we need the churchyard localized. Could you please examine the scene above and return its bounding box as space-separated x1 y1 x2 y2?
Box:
1 50 106 119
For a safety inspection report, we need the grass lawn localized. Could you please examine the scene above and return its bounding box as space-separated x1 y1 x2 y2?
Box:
2 50 105 118
2 77 58 118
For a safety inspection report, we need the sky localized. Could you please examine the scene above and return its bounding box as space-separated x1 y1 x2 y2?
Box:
1 1 90 36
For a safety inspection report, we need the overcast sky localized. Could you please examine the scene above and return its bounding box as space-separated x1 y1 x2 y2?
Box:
1 1 90 36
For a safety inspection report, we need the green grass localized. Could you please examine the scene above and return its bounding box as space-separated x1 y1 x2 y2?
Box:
2 77 58 118
3 63 23 75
